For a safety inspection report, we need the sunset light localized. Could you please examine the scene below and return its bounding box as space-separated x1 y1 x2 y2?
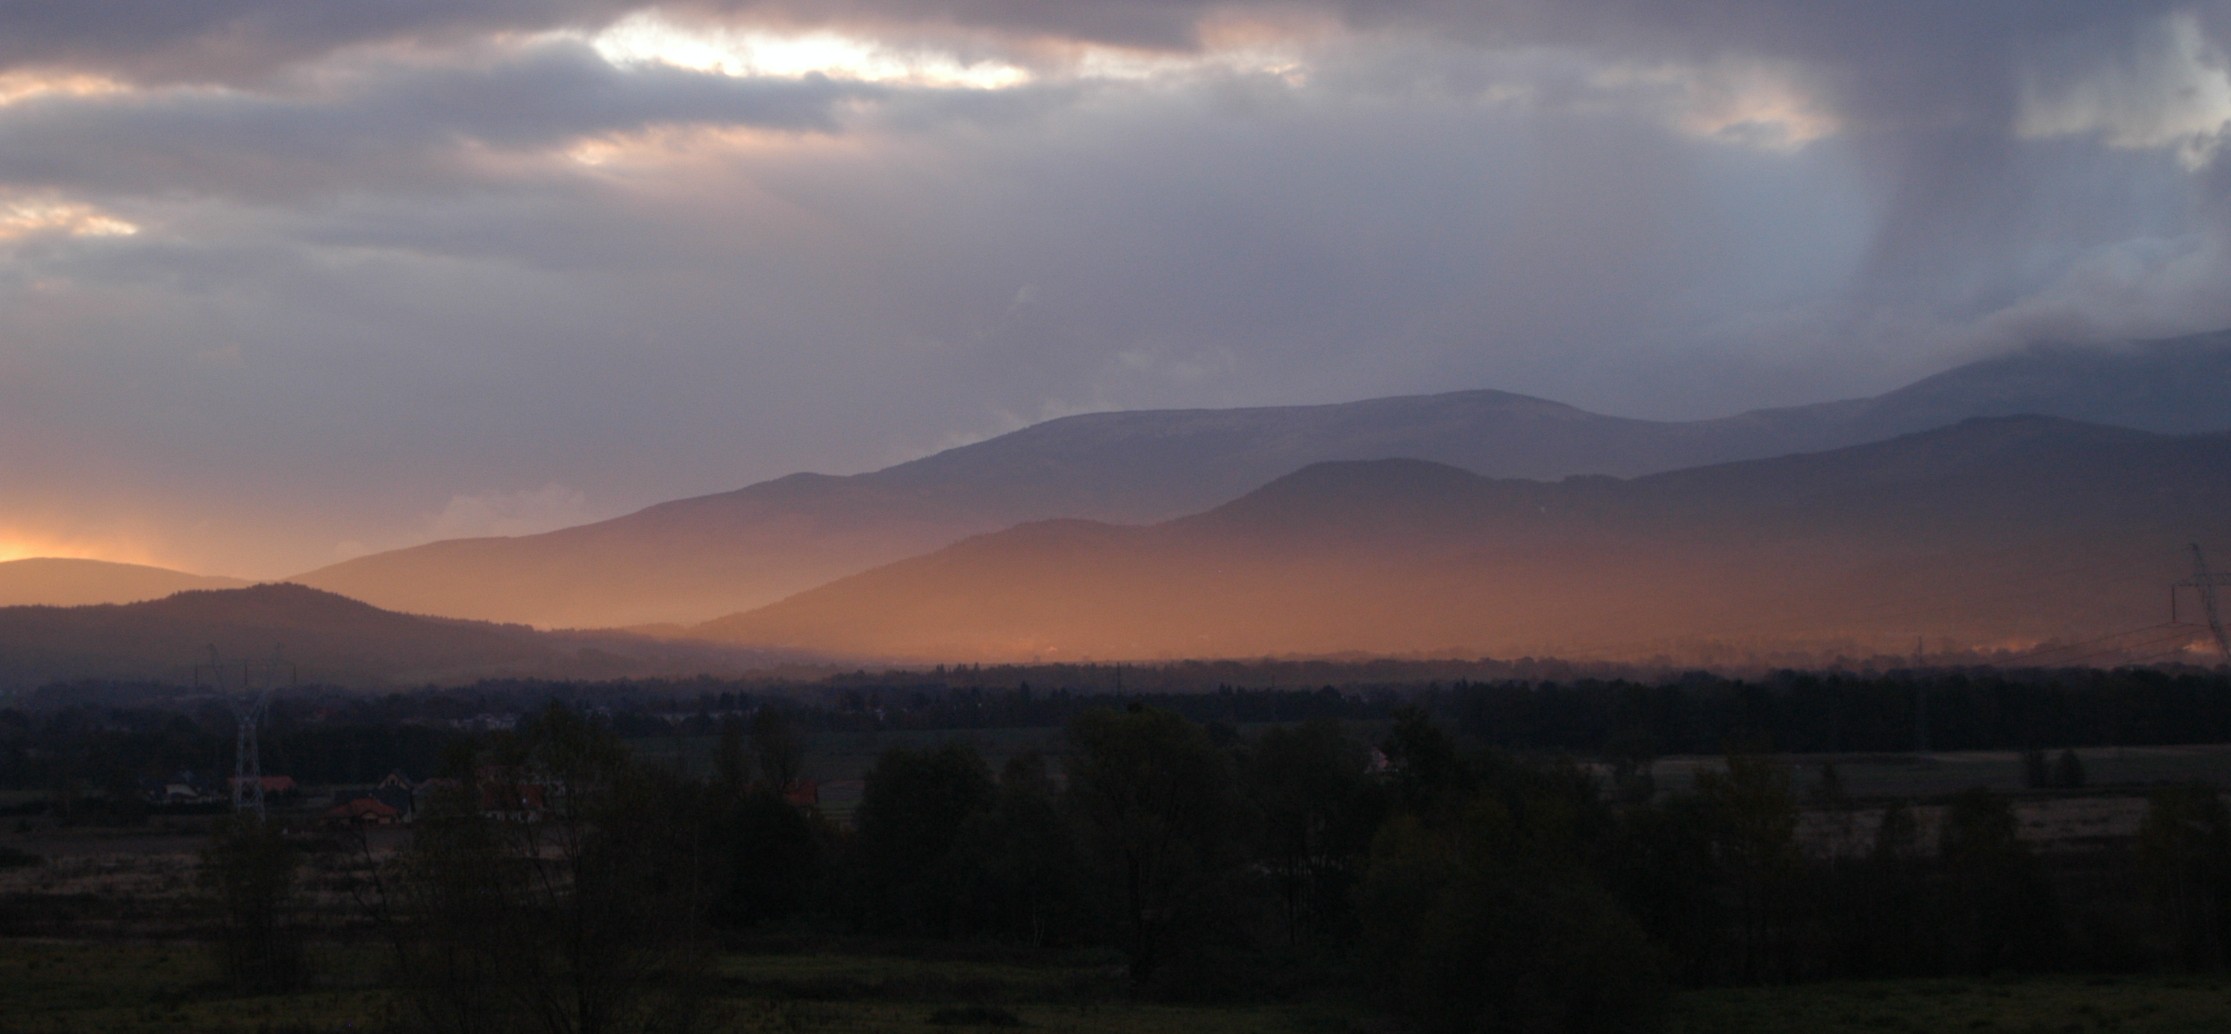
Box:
0 196 138 240
589 13 1031 89
1651 62 1842 151
0 534 107 565
11 4 2231 1031
0 71 124 107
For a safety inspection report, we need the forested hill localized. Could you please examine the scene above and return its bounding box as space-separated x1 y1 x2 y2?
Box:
0 584 792 690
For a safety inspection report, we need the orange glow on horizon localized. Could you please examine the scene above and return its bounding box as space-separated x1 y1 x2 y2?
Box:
0 529 158 568
0 71 127 107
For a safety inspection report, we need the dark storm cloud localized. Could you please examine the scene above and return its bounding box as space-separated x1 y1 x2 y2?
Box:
5 1 2191 81
10 0 2209 296
0 0 637 81
0 41 872 201
0 1 1201 82
1308 2 2216 308
0 0 1222 85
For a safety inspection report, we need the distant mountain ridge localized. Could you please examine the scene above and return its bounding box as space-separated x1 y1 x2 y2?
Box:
289 331 2231 629
0 558 245 607
692 417 2231 663
0 583 794 691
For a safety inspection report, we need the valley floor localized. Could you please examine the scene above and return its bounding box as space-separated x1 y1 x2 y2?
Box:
3 938 2228 1034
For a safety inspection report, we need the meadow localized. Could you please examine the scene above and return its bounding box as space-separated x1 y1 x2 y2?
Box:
8 938 2231 1034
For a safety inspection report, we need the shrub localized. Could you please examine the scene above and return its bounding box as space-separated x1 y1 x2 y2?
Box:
927 1004 1024 1026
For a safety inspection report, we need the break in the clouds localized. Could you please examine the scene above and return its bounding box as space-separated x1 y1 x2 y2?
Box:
2 1 2229 576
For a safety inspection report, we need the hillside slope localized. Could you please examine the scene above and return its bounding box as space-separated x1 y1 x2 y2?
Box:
693 418 2231 663
294 331 2231 628
0 584 788 690
0 558 246 607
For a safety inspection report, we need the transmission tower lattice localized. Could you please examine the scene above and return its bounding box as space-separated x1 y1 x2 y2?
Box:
198 646 293 818
2175 544 2231 660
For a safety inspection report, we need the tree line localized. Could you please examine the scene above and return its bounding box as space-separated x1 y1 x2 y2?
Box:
12 666 2231 807
202 698 2231 1034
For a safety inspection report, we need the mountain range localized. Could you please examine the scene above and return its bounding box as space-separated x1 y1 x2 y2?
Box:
287 332 2231 629
0 583 789 692
692 417 2231 663
0 558 246 607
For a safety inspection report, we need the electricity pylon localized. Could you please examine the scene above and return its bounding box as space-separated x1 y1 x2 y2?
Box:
2175 544 2231 660
198 646 293 818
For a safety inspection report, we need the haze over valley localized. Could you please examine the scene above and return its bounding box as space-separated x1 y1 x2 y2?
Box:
1 334 2227 678
287 334 2231 633
696 415 2231 662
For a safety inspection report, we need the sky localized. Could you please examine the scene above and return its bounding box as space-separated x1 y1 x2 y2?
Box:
3 1 2231 577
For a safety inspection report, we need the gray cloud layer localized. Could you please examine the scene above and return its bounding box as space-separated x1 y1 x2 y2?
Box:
1 1 2228 574
3 39 879 178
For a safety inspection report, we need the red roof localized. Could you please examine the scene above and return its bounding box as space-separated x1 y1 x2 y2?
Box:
228 775 297 793
325 797 401 823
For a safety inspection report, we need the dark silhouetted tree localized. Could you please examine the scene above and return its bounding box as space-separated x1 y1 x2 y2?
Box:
1362 773 1665 1033
714 714 749 799
2137 783 2231 968
1695 751 1798 982
1382 706 1466 816
952 752 1089 945
852 742 996 935
1243 719 1374 947
1603 727 1659 806
1064 706 1236 984
751 706 804 793
709 785 824 930
2052 748 2087 789
1940 787 2059 973
201 814 308 993
389 704 711 1034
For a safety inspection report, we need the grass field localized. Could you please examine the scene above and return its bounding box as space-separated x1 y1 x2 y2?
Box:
0 939 1366 1033
627 727 2231 802
0 939 389 1033
7 937 2231 1034
622 728 2231 833
1671 975 2231 1033
626 726 1078 785
1654 744 2231 800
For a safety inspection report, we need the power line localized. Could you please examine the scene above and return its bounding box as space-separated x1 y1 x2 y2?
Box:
197 645 296 818
2030 626 2202 669
2175 544 2231 659
2016 621 2184 666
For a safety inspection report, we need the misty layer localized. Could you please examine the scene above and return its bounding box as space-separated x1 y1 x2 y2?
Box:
697 417 2231 662
292 334 2231 629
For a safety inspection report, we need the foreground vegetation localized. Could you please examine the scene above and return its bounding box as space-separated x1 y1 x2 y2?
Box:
8 666 2231 1032
15 665 2231 793
0 938 1357 1034
8 939 2231 1034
